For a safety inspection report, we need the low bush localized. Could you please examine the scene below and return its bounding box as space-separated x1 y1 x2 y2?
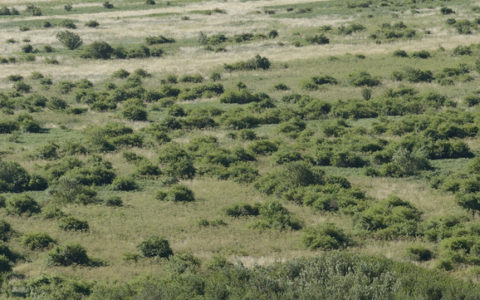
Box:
47 244 91 266
6 195 41 216
22 233 56 250
58 216 89 232
225 203 260 217
164 185 195 202
137 236 173 258
303 223 353 250
251 200 302 230
111 177 138 191
348 71 381 87
56 31 82 50
224 55 270 71
406 245 433 261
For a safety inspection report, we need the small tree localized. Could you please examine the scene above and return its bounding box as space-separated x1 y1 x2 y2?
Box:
56 31 82 50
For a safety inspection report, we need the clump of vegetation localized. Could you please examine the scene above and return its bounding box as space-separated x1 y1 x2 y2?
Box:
6 195 41 216
224 55 270 71
303 223 353 250
137 236 173 258
158 185 195 202
22 233 56 250
47 244 94 266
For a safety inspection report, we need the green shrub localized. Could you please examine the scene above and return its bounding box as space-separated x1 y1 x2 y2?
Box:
59 19 76 29
411 50 431 59
56 31 82 50
393 49 408 57
248 140 278 154
137 236 173 258
0 161 32 192
105 196 123 207
49 176 98 204
0 220 12 242
252 200 302 230
58 216 89 232
306 34 329 44
22 233 56 250
47 244 91 266
164 185 195 202
406 245 433 261
85 20 99 28
348 71 381 87
303 223 352 250
145 35 175 45
111 177 138 191
465 95 480 107
356 195 422 239
225 203 260 217
81 41 114 59
404 67 434 82
224 55 270 71
121 99 147 121
6 195 41 216
220 89 264 104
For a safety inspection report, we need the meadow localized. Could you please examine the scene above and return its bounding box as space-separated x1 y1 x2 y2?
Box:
2 0 480 298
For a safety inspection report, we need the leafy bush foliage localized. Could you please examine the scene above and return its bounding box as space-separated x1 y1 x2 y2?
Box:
22 233 56 250
47 244 91 266
58 216 89 232
303 223 353 250
137 236 173 258
6 195 41 216
56 31 82 50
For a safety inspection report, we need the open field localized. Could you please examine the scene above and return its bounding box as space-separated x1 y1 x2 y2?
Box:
2 0 480 298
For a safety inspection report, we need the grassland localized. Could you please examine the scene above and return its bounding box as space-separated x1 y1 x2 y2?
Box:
2 0 480 298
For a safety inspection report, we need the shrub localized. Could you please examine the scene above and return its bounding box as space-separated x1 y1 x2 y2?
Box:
303 223 352 250
225 203 260 217
105 196 123 207
137 236 173 258
103 1 114 9
59 19 76 29
393 49 408 57
465 95 480 107
81 41 114 59
248 140 278 154
58 216 89 232
348 71 381 87
165 185 195 202
6 195 41 216
49 177 98 205
121 99 147 121
440 7 454 15
224 55 270 71
0 220 12 242
22 233 56 250
252 200 302 230
14 81 31 93
406 245 433 261
47 244 90 266
145 35 175 45
306 34 329 44
411 50 431 59
404 67 434 82
47 97 68 110
0 161 32 192
85 20 99 28
158 144 196 179
111 177 138 191
356 195 422 239
219 89 265 104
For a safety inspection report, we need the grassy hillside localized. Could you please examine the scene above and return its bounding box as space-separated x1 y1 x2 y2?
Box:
1 0 480 298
